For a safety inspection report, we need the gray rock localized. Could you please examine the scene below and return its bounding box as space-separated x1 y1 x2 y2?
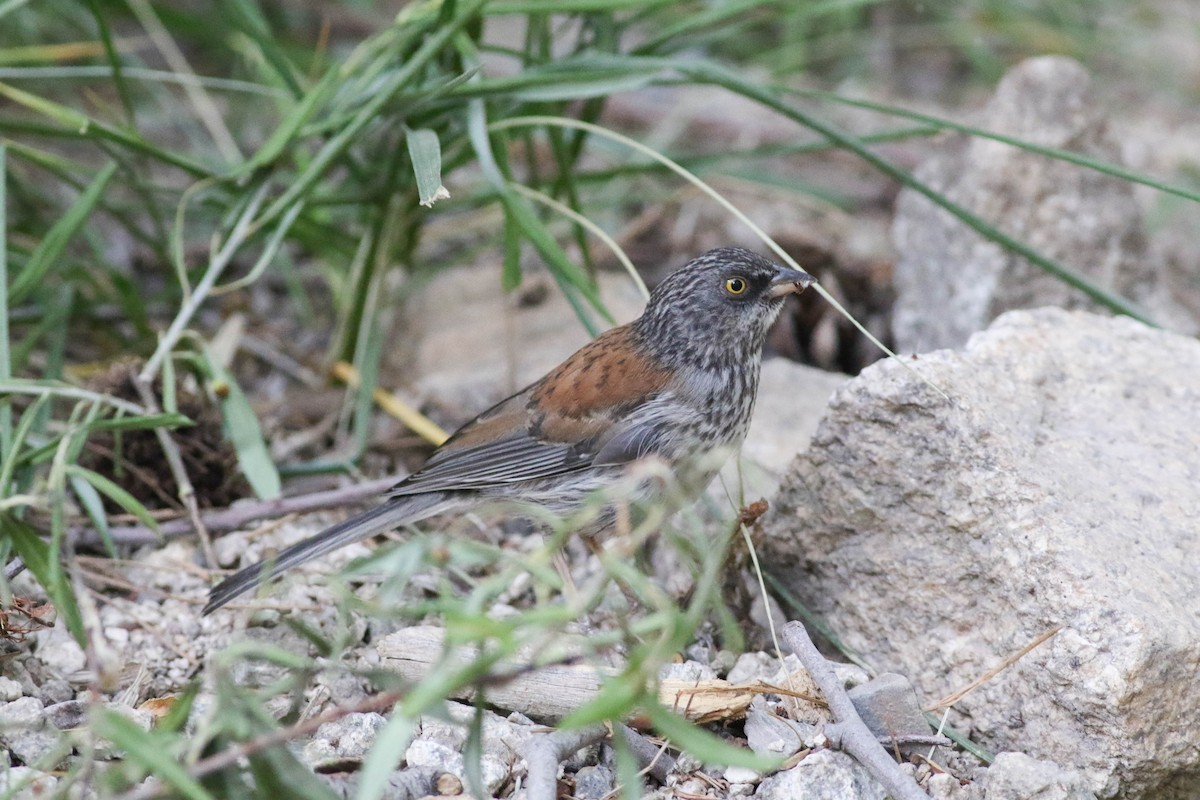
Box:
985 752 1095 800
573 764 616 800
724 765 762 785
744 704 819 759
848 673 933 758
891 56 1194 352
421 700 534 769
765 308 1200 798
403 738 464 777
0 767 58 799
35 679 73 706
303 712 387 766
44 700 87 730
403 736 509 795
33 623 88 684
0 697 60 766
322 766 438 800
928 771 983 800
728 358 849 499
754 749 885 800
726 652 777 685
0 678 23 703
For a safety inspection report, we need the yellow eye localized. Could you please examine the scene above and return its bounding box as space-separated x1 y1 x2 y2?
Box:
724 276 748 296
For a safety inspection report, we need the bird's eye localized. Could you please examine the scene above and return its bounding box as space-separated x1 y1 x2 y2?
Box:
724 276 748 296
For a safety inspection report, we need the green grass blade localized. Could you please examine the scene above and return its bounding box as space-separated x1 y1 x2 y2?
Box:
0 395 47 497
0 145 8 462
83 0 137 123
256 0 488 228
199 348 281 500
356 714 416 800
91 708 213 800
9 161 117 305
642 702 780 771
0 0 31 20
87 412 194 433
218 0 303 98
0 379 152 416
405 127 449 207
246 739 339 800
68 471 116 558
2 515 86 645
785 86 1200 206
484 0 677 12
558 674 644 729
239 70 337 176
923 711 996 764
67 464 162 541
0 81 212 176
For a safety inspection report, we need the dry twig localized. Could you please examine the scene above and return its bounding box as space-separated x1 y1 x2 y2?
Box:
70 476 398 547
781 620 929 800
524 724 610 800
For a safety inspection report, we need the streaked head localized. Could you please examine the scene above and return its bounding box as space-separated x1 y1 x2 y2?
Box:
634 247 816 368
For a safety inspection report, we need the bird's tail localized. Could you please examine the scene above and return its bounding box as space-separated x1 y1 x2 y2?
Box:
202 492 450 615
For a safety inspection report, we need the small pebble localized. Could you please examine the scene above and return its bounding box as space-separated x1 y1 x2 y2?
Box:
435 772 463 795
0 677 23 702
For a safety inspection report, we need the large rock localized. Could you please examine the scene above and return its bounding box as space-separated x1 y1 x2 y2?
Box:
984 752 1095 800
891 55 1193 352
765 308 1200 798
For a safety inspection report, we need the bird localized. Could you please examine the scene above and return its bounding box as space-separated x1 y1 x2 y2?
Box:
203 247 815 615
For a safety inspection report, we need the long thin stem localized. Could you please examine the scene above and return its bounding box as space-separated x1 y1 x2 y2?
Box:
138 181 269 384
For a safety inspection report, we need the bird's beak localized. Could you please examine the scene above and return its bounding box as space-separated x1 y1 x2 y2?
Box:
768 266 817 298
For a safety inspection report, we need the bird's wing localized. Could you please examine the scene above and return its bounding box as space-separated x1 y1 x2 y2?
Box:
387 325 678 497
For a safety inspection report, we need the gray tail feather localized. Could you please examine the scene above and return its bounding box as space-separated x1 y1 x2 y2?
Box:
202 492 448 615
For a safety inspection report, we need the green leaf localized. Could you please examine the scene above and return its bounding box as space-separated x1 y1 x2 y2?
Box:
91 708 213 800
239 70 337 176
505 71 654 102
86 412 194 434
0 395 48 497
558 675 645 729
406 127 449 207
218 0 303 98
642 703 780 771
1 515 85 645
0 144 9 464
499 192 610 331
159 680 202 734
247 741 339 800
0 81 209 175
208 360 281 500
68 471 116 558
501 198 522 291
357 714 417 800
66 464 161 541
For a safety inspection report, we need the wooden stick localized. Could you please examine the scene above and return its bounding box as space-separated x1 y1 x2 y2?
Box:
781 621 929 800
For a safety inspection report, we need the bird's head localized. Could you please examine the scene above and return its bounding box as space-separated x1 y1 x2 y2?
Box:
634 247 816 369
